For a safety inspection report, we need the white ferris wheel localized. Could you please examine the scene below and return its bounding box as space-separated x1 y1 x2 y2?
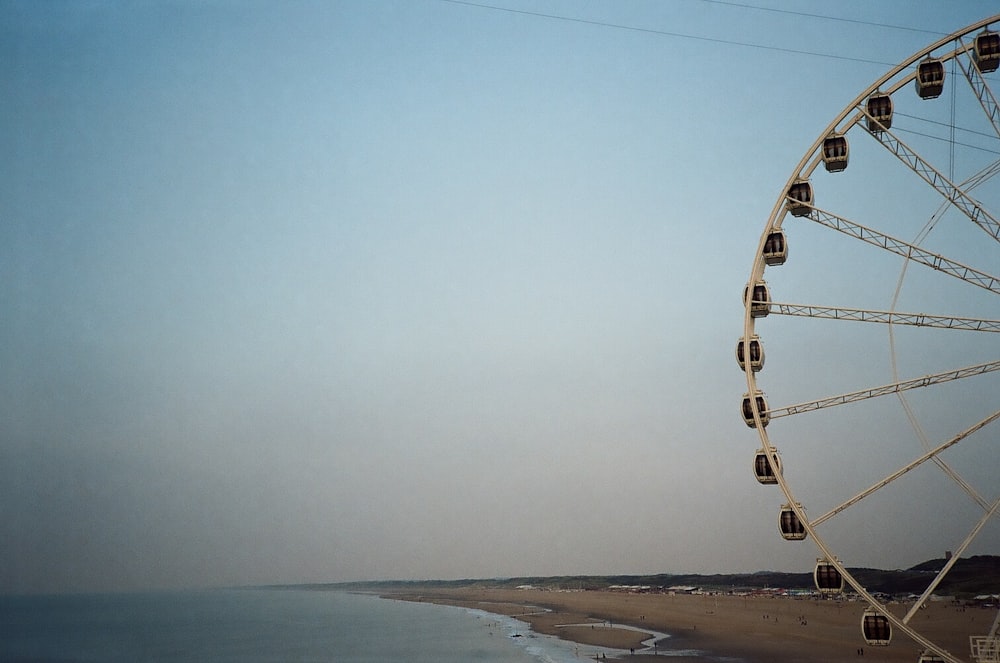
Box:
740 15 1000 663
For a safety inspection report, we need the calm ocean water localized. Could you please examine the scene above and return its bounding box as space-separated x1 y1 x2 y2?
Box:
0 589 644 663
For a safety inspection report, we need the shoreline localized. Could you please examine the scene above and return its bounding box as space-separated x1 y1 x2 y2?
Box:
383 590 671 659
382 586 984 662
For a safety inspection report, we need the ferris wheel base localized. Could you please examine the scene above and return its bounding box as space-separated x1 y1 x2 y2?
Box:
971 636 1000 663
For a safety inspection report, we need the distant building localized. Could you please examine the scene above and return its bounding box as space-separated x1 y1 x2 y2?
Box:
608 585 652 593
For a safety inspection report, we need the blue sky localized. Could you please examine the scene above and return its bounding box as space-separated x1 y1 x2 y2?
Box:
1 0 998 593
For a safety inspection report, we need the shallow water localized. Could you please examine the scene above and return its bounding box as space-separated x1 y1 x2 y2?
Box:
0 588 675 663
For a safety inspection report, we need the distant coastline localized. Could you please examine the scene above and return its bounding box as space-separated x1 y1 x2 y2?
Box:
283 553 1000 597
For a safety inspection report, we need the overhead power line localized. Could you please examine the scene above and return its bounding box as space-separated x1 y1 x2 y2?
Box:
698 0 947 37
439 0 899 67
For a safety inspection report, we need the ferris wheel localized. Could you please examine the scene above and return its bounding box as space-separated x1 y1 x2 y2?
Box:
740 14 1000 663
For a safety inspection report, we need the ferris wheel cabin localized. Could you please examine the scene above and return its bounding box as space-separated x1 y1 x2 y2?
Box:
753 448 780 484
744 281 771 318
915 58 945 99
762 230 787 265
813 559 844 594
974 29 1000 73
821 134 849 172
778 504 806 540
785 180 813 217
861 608 891 646
736 335 764 372
741 391 769 428
866 92 893 132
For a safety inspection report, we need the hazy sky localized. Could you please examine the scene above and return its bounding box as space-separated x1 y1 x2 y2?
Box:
2 0 998 594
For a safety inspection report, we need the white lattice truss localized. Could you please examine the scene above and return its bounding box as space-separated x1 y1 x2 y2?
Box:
971 636 1000 663
972 612 1000 663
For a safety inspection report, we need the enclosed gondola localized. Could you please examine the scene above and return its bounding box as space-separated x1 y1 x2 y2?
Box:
753 448 780 484
813 559 844 594
778 504 806 540
917 651 945 663
741 390 769 428
743 281 771 318
821 134 849 172
785 180 813 217
866 92 893 132
915 58 945 99
861 607 891 646
974 29 1000 73
736 335 765 373
762 230 787 266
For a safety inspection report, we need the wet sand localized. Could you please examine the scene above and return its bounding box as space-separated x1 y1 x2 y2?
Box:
385 586 989 662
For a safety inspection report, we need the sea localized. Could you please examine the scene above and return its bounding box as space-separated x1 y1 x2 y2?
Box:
0 588 693 663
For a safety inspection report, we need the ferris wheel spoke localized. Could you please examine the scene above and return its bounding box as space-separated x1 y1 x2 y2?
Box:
956 38 1000 138
902 494 1000 626
762 301 1000 331
766 359 1000 419
810 408 1000 528
894 389 994 521
958 158 1000 197
801 205 1000 294
859 113 1000 243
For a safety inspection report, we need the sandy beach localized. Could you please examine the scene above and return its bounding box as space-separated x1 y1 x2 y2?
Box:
385 586 990 662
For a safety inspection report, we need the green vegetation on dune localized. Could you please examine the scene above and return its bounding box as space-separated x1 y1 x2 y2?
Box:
291 555 1000 598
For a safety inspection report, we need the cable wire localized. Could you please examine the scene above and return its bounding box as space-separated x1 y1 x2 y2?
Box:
439 0 898 67
698 0 948 37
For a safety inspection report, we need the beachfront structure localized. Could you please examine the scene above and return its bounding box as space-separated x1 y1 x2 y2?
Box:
970 609 1000 662
741 13 1000 661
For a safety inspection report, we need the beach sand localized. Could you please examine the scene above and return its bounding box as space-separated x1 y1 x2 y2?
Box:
386 587 989 662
